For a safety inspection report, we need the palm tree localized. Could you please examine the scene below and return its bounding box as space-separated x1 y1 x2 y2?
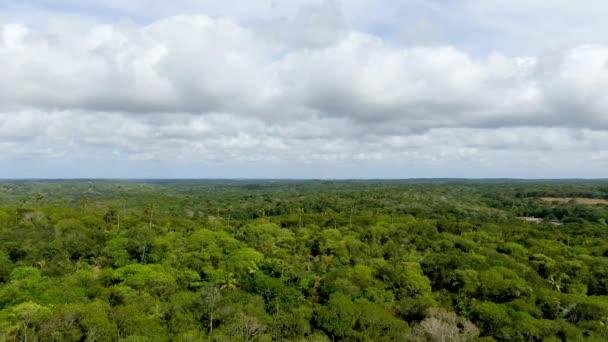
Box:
547 274 563 292
218 272 238 291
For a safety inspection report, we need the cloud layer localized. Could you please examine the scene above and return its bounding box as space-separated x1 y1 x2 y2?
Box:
1 1 607 178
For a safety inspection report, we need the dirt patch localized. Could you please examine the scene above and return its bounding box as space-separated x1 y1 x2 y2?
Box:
517 217 563 226
518 217 544 223
541 197 608 205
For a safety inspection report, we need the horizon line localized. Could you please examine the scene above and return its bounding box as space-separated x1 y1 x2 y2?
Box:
2 178 608 181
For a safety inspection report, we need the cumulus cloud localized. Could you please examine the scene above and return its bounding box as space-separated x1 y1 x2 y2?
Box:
1 1 607 177
2 16 608 128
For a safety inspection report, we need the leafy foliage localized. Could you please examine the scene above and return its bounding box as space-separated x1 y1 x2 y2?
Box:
0 180 608 341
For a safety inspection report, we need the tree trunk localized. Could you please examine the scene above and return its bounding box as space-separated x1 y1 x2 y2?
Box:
209 312 213 334
140 246 147 263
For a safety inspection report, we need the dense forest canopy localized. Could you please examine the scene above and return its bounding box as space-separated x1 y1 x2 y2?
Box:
0 180 607 341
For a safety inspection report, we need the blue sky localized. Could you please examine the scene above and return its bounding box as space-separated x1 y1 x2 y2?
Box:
1 0 608 178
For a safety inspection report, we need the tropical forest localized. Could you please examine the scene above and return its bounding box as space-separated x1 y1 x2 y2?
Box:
0 180 607 342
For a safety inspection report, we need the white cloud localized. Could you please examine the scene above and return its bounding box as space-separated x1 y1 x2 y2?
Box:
2 16 608 129
1 3 607 177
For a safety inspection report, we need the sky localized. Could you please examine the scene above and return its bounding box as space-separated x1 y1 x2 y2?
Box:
1 0 608 178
